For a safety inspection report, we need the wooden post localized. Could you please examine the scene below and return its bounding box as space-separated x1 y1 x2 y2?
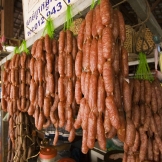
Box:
1 0 14 38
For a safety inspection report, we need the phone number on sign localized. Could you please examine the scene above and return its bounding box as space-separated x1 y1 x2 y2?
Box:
27 1 68 37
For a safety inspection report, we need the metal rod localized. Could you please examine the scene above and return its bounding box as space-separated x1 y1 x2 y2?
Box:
40 13 48 21
112 0 127 8
63 0 68 6
26 26 37 34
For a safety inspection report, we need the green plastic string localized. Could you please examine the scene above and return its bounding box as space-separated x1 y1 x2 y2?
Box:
135 52 154 81
90 0 98 9
11 46 20 58
43 16 55 38
19 40 29 54
64 5 73 30
90 0 95 9
14 46 20 54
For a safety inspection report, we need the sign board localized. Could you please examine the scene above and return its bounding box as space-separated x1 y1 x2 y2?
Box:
22 0 77 40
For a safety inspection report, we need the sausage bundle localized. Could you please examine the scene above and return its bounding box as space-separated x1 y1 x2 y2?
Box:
123 78 162 161
30 35 59 132
74 0 126 154
56 30 78 144
4 1 162 160
2 52 31 114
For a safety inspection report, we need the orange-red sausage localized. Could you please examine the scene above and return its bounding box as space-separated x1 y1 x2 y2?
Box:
31 40 38 56
97 38 105 74
43 96 51 118
121 47 128 78
66 30 73 54
58 101 65 127
87 112 97 149
84 72 90 100
104 109 112 133
77 20 86 50
123 79 132 113
90 38 98 72
46 53 54 74
45 34 52 53
67 80 73 105
52 39 58 55
74 98 85 129
75 79 82 104
102 27 113 60
29 57 35 77
100 0 111 26
72 37 78 60
35 39 43 59
88 74 98 115
97 114 106 150
92 8 97 38
37 111 45 130
58 54 65 76
82 130 89 154
125 118 136 147
112 10 119 40
105 96 120 129
59 30 66 54
95 5 104 36
75 51 83 77
97 76 105 113
58 77 65 101
103 61 114 94
116 10 126 45
85 10 93 39
29 79 37 103
82 39 90 71
66 54 73 78
82 102 90 130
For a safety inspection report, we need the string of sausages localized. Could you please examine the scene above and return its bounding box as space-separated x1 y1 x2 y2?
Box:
57 29 78 143
4 0 162 160
74 0 127 154
123 79 162 162
1 0 128 155
29 34 59 133
2 53 31 114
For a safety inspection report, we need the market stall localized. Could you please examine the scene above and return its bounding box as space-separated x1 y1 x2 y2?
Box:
1 0 162 162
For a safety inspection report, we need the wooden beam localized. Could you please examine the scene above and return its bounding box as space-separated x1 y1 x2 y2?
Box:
151 0 162 11
127 0 162 37
1 0 14 38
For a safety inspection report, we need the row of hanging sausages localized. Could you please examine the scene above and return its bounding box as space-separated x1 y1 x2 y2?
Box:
1 0 128 154
4 1 162 160
123 79 162 162
74 0 128 154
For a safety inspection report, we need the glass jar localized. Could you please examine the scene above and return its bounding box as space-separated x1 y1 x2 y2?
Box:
37 147 58 162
